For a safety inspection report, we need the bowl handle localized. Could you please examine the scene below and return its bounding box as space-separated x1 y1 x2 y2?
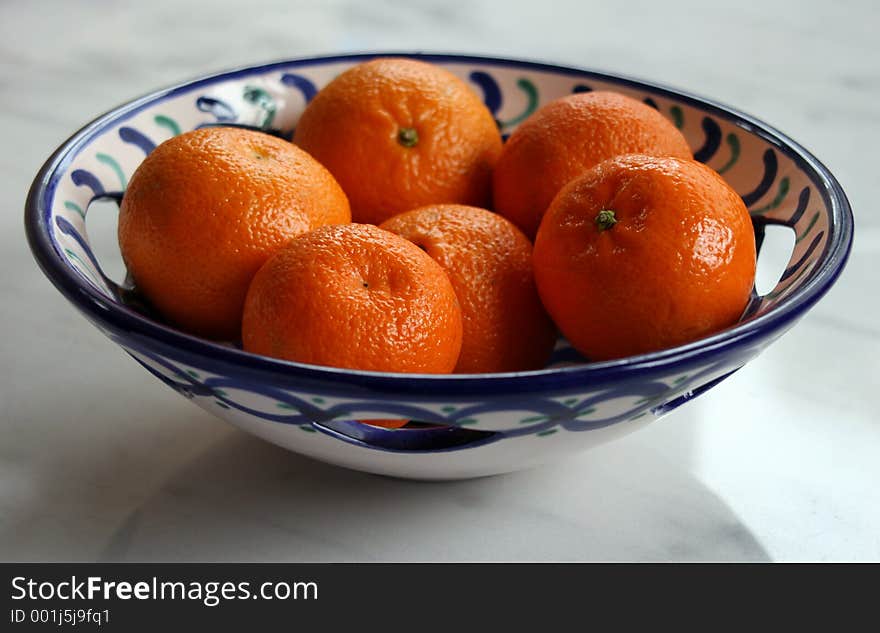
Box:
80 192 168 316
312 419 498 453
651 367 741 417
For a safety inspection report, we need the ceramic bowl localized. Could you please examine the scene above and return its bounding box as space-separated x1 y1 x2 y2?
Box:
26 53 853 480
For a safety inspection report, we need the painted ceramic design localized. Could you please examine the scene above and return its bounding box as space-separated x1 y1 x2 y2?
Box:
26 53 853 479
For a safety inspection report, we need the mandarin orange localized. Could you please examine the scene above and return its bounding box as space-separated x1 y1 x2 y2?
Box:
293 58 502 225
381 204 556 373
118 127 351 340
241 223 463 373
493 91 692 239
533 154 756 361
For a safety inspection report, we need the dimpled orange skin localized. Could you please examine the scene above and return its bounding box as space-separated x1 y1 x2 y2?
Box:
533 154 756 362
118 127 351 340
293 58 503 226
241 223 463 374
493 91 692 239
381 204 557 373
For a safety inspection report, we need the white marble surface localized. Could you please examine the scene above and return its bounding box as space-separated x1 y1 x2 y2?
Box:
2 0 877 561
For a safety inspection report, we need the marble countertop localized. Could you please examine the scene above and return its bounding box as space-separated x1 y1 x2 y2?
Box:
2 0 877 562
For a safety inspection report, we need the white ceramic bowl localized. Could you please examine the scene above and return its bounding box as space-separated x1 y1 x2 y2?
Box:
26 53 853 479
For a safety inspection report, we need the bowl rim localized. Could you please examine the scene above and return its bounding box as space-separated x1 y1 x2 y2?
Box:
25 51 854 395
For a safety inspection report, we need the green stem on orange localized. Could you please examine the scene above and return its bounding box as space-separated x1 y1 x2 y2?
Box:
397 127 419 147
595 209 617 231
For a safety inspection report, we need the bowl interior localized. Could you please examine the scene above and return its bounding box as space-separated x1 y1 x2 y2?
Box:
30 53 851 379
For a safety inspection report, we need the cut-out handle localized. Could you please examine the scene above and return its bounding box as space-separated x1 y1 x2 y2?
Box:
313 419 497 453
84 193 127 290
83 193 165 317
652 368 741 417
752 219 796 297
740 214 801 320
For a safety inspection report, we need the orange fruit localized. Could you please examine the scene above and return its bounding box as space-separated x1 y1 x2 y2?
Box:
293 58 503 225
533 154 756 361
362 419 410 429
241 223 463 373
118 126 351 340
492 91 692 239
380 204 556 373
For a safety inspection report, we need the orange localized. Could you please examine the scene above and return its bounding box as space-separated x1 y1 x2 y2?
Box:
533 154 756 361
492 91 692 239
362 419 410 429
241 223 463 373
380 204 556 373
293 58 503 226
118 126 351 340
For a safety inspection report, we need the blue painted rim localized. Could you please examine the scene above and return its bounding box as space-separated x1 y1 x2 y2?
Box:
25 51 854 398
